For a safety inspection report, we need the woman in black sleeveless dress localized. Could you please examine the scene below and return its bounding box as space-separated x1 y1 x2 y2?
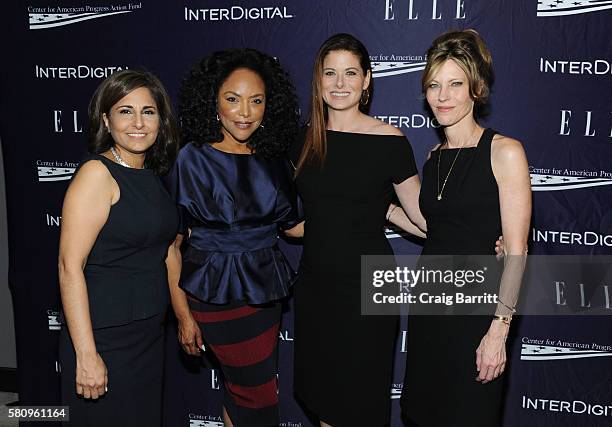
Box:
397 30 532 427
291 34 427 427
58 70 179 426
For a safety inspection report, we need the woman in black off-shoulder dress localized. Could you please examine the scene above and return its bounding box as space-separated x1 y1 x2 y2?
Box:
291 34 427 427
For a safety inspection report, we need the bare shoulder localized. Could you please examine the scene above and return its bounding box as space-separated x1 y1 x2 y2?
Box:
73 159 111 182
68 159 114 195
367 116 405 136
491 134 526 163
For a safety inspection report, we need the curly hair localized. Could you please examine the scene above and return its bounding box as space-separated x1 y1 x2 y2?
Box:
88 69 179 175
179 48 299 159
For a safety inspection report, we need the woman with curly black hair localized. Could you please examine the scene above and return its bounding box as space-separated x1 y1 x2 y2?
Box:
165 48 302 426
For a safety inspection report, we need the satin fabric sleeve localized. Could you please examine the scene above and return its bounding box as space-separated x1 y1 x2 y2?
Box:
164 147 193 235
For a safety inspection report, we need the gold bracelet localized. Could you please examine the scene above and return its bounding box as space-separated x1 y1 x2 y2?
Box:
493 315 512 325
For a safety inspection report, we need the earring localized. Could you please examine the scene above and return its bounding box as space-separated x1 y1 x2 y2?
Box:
360 90 370 105
216 114 220 121
260 123 265 129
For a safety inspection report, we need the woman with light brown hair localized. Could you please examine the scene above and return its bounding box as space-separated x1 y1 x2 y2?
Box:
399 29 531 427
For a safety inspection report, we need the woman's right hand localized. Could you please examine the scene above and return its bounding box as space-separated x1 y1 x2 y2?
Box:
75 352 108 399
178 314 204 355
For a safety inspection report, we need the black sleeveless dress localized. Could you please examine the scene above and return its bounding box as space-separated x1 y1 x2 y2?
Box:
401 129 504 427
291 130 418 427
59 154 178 426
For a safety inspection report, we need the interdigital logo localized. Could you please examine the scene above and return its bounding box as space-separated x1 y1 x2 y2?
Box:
522 395 612 417
35 65 128 79
539 57 612 75
28 3 142 30
532 228 612 247
375 114 439 129
537 0 612 17
278 329 293 342
46 214 61 228
184 5 294 21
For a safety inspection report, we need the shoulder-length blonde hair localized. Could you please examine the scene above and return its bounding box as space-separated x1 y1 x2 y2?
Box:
422 29 493 116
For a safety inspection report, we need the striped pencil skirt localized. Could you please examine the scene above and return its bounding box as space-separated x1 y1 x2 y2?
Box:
188 297 281 426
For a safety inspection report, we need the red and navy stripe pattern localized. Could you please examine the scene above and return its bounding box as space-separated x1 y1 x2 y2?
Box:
188 297 281 426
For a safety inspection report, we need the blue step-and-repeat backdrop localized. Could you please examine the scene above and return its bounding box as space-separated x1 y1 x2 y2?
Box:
1 1 611 426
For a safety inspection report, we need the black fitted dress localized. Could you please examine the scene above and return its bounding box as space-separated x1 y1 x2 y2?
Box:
401 128 504 427
59 154 178 427
291 130 418 427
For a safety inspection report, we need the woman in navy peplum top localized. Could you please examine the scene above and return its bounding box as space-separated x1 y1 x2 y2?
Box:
165 49 302 427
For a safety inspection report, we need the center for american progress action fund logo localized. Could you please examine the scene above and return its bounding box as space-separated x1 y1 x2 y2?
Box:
36 160 77 182
537 0 612 17
28 2 142 29
371 54 426 79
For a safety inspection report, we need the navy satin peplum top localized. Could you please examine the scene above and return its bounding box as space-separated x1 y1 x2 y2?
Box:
166 142 302 304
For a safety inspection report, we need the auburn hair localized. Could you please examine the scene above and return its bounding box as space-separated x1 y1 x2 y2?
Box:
295 33 372 174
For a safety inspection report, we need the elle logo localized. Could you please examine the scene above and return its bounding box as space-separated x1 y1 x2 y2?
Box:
384 0 466 20
555 281 611 310
53 110 83 133
210 369 220 390
559 110 612 137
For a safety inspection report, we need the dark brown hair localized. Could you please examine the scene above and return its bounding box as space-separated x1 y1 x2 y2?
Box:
296 33 372 174
422 29 493 114
88 69 179 175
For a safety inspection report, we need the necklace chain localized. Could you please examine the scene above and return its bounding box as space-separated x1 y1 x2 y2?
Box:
110 146 140 169
436 127 481 201
436 146 462 201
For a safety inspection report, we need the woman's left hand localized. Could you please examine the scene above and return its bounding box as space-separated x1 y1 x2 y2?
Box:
475 320 509 383
494 235 505 260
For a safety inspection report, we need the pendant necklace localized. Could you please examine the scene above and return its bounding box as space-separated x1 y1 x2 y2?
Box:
436 127 480 201
436 146 462 201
